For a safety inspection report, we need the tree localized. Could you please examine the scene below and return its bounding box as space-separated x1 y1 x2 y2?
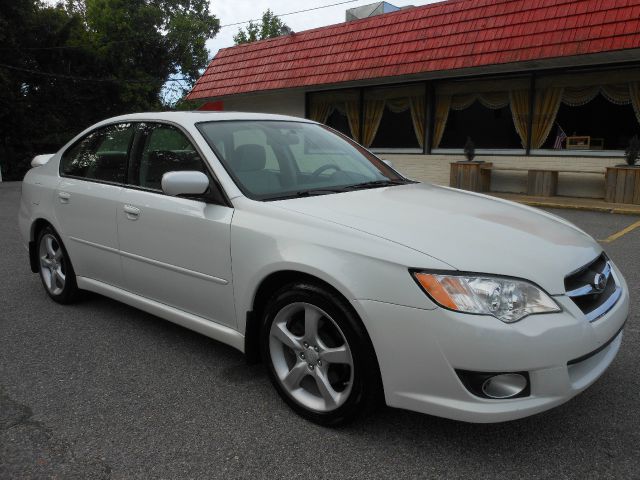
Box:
81 0 219 109
0 0 219 181
233 9 290 45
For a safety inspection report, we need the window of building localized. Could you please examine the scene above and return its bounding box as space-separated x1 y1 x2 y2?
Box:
541 95 639 151
325 109 351 138
434 77 529 151
308 90 360 141
532 71 640 152
362 85 425 150
370 105 421 149
439 103 522 149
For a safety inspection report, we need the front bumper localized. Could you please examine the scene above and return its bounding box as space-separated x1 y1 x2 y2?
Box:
353 275 629 423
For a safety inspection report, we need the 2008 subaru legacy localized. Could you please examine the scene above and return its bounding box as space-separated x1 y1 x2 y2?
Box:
19 112 629 426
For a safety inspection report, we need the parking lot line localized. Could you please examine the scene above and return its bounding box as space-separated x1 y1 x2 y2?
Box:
600 219 640 243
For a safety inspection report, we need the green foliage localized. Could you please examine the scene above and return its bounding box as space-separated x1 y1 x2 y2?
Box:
233 9 289 45
0 0 219 181
625 135 640 166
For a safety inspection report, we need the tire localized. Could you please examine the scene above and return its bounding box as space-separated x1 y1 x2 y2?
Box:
36 226 79 304
260 282 382 426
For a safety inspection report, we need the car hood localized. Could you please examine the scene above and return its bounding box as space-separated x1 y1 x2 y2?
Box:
273 183 601 294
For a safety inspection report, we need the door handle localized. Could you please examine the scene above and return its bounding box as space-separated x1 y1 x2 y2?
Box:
123 204 141 220
58 191 71 204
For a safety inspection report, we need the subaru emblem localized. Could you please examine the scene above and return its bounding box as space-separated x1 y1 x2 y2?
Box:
593 273 607 292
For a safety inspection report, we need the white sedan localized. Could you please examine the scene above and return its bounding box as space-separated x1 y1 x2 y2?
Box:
19 112 629 426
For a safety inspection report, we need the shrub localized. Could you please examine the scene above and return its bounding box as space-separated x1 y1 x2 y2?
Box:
625 135 640 166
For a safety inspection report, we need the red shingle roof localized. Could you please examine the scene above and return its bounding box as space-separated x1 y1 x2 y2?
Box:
187 0 640 100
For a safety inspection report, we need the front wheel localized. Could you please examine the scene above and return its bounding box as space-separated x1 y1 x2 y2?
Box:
37 226 79 304
260 282 382 426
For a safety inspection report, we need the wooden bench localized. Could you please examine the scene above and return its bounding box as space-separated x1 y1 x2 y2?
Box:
481 166 605 197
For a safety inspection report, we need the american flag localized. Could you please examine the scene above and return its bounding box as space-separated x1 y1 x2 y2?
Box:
553 124 567 149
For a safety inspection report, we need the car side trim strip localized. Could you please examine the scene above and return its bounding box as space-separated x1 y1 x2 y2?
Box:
69 236 229 285
69 236 119 254
77 277 244 352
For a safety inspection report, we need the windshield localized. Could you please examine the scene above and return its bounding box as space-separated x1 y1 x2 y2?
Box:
196 120 410 200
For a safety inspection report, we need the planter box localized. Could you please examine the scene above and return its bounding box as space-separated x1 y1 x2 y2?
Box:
605 166 640 204
527 170 558 197
450 161 492 192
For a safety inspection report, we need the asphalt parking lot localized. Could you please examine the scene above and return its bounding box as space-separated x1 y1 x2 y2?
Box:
1 181 639 479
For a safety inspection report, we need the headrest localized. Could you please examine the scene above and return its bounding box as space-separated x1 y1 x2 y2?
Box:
95 152 127 168
233 144 266 172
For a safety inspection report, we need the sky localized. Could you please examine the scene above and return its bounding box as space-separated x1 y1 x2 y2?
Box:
207 0 440 58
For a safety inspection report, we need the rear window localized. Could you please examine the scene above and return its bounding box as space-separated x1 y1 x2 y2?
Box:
61 123 134 183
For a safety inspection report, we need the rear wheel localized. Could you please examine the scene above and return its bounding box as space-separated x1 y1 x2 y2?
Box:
260 282 382 426
37 226 79 304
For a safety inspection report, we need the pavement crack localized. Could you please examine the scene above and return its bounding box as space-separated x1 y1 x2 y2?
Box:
0 387 112 479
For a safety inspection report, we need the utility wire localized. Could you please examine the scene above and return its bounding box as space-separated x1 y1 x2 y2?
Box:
219 0 362 28
0 0 366 51
0 63 192 84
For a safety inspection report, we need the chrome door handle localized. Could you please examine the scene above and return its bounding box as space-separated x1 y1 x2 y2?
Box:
123 204 141 220
58 191 71 203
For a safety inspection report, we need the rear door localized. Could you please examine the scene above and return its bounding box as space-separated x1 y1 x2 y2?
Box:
116 122 236 328
55 123 135 286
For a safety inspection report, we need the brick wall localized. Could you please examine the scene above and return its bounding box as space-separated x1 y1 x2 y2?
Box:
381 154 624 198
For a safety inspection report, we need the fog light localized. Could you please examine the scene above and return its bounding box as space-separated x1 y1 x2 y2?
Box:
481 373 528 399
456 370 530 399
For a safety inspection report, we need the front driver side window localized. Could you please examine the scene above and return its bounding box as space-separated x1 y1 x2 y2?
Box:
135 123 207 191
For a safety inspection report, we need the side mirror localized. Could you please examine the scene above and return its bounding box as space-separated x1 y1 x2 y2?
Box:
161 171 210 197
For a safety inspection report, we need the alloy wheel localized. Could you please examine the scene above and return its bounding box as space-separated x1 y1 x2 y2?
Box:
39 233 66 296
269 302 354 412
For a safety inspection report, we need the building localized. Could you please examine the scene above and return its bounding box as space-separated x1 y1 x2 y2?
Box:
187 0 640 198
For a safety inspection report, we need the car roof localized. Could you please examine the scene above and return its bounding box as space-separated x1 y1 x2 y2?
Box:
102 111 316 125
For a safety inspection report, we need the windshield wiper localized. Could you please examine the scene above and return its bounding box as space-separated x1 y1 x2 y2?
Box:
265 180 413 201
343 179 411 190
266 188 348 201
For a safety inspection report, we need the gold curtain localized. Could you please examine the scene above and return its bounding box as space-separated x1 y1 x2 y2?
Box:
631 82 640 126
432 95 451 148
562 84 631 106
450 94 477 111
449 92 510 111
478 91 510 110
561 86 600 107
309 100 332 124
385 97 410 113
361 99 385 147
344 100 361 142
409 95 425 148
384 96 425 147
509 89 530 148
531 87 564 149
508 88 563 149
601 84 631 105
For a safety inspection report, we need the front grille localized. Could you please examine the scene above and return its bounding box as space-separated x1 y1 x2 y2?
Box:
565 253 621 322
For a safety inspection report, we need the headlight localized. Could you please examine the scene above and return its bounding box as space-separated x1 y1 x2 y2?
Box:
412 271 561 323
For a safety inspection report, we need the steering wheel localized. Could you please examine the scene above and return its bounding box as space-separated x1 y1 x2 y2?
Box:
311 164 342 178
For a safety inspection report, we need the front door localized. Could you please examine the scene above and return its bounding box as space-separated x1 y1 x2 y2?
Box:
116 122 236 328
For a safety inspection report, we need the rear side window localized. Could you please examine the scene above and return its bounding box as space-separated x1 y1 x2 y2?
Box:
61 123 134 183
133 123 208 191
